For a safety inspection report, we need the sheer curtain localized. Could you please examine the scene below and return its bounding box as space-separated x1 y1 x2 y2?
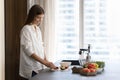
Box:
27 0 56 62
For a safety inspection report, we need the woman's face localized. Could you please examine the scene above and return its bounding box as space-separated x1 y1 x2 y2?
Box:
32 14 44 26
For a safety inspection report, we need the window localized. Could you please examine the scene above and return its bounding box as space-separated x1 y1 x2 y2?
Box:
54 0 79 61
54 0 120 61
84 0 120 60
83 0 108 60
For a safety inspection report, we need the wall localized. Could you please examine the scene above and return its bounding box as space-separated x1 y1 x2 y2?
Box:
5 0 27 80
0 0 5 80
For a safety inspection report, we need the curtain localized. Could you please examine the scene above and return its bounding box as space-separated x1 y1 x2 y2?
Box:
27 0 55 62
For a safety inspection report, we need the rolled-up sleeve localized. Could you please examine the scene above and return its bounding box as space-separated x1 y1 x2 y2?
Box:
20 28 34 56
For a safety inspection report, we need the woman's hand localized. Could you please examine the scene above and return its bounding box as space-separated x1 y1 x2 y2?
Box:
45 61 58 69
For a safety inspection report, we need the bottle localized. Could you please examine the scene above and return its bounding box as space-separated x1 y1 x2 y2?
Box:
78 49 85 66
79 53 84 66
86 53 91 62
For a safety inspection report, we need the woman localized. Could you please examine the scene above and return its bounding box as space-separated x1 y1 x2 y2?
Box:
19 4 57 80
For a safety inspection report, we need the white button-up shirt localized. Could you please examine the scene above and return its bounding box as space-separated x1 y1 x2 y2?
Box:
19 25 44 79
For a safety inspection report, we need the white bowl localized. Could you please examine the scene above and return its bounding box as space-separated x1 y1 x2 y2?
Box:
97 68 104 73
60 62 71 67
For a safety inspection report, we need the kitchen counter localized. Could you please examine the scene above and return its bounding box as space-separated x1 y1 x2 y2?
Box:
29 59 120 80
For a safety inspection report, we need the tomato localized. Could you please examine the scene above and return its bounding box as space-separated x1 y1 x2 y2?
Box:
90 69 96 72
82 68 90 73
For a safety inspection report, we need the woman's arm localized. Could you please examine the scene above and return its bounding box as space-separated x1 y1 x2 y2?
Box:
30 53 57 69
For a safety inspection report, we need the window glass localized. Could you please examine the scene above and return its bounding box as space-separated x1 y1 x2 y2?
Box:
54 0 120 61
55 0 80 61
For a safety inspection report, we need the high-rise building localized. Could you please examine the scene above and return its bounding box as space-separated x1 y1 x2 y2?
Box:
84 0 108 55
55 0 79 60
55 0 120 61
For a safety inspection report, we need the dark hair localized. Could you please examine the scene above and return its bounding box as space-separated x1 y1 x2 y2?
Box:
25 4 45 25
